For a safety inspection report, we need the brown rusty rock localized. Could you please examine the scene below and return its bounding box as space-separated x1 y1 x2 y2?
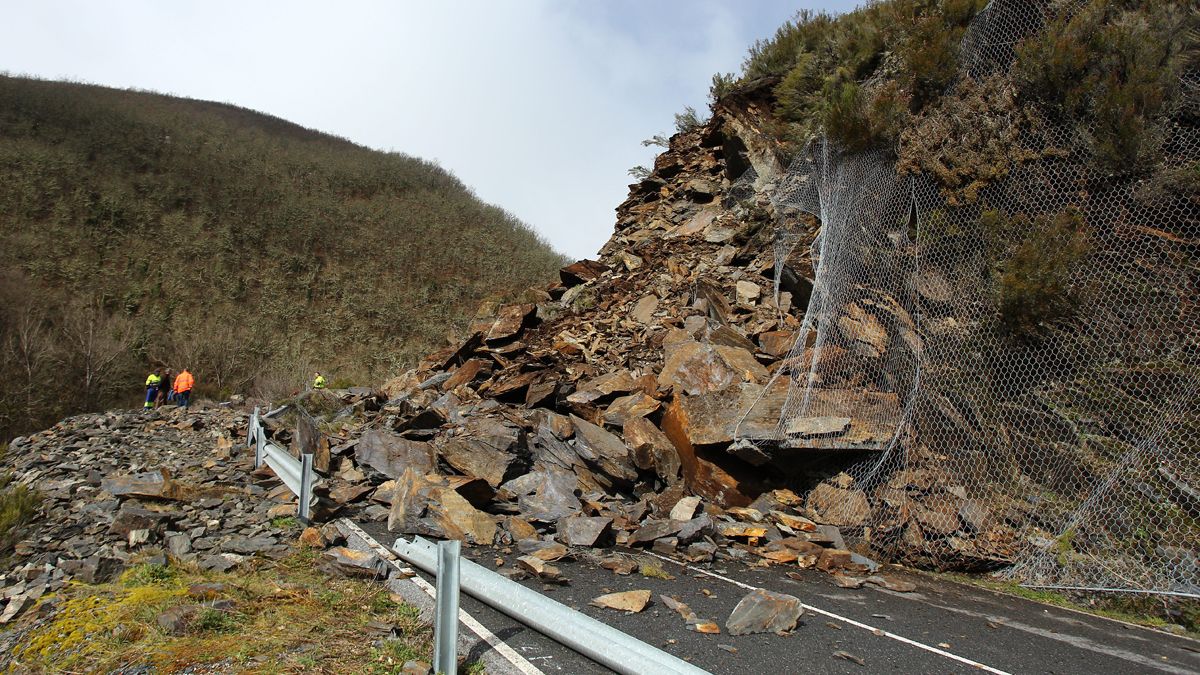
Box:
837 302 888 358
602 392 661 426
757 330 796 358
658 341 767 396
660 594 721 634
560 259 609 286
591 589 651 613
487 304 535 342
661 395 768 508
442 358 490 391
298 527 327 548
806 482 871 527
623 417 681 485
816 548 855 573
567 370 639 404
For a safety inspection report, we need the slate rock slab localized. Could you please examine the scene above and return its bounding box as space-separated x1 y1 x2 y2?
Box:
354 430 436 479
558 515 613 547
725 589 804 635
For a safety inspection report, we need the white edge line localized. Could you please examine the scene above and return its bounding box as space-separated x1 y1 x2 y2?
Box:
338 520 546 675
643 550 1011 675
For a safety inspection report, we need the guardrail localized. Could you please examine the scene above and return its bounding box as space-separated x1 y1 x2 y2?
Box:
247 406 317 520
394 535 710 675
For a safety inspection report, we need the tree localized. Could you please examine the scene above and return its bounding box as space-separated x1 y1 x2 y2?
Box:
59 298 139 410
5 303 58 430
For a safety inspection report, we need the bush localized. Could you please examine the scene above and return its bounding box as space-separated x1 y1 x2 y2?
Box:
994 209 1091 342
1013 1 1192 173
673 106 704 133
823 80 875 154
900 14 968 110
898 75 1045 203
0 473 40 555
748 0 988 154
709 72 737 103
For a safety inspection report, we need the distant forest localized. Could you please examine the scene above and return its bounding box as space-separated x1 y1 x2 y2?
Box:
0 75 567 439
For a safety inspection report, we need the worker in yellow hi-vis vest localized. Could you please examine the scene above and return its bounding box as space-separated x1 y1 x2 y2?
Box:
143 370 162 410
313 372 327 390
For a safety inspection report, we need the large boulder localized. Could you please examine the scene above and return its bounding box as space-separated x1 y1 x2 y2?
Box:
354 430 436 479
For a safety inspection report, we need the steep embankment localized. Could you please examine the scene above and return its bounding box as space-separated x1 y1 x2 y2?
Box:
0 75 566 439
320 0 1195 606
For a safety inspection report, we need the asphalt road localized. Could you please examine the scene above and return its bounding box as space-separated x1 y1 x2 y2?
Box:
351 520 1200 675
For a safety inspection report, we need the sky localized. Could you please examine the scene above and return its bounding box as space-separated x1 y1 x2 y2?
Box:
0 1 862 259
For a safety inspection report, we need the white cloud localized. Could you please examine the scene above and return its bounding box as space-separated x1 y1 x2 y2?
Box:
0 1 860 259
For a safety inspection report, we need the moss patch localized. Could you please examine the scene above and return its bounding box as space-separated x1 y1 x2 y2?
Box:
6 549 431 674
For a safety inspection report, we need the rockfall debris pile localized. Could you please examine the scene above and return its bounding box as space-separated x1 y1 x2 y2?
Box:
1 405 279 625
1 89 927 636
301 93 927 594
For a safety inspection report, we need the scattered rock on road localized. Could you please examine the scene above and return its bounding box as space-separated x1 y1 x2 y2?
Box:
590 589 651 613
725 589 804 636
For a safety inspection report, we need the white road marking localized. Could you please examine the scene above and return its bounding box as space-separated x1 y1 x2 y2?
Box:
643 550 1011 675
338 520 546 675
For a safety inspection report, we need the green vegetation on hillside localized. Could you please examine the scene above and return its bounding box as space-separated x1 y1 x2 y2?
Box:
0 75 567 440
721 0 1195 173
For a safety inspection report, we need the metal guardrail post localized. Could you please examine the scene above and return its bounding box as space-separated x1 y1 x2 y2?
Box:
433 540 462 675
394 536 710 675
246 405 316 522
254 422 265 470
298 452 314 521
247 407 258 448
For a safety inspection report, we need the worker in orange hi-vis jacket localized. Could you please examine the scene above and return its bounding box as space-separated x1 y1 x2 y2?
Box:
173 367 195 410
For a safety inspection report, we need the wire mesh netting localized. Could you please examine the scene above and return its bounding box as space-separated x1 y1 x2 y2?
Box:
737 0 1200 597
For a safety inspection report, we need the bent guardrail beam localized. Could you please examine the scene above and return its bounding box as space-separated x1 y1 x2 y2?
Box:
247 407 317 520
393 535 710 675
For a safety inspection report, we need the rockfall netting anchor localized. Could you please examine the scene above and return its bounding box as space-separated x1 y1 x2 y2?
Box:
433 539 461 675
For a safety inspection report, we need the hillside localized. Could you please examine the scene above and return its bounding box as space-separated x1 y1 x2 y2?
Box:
3 0 1200 657
0 75 567 439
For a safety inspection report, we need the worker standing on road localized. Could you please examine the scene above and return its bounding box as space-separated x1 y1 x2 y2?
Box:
173 367 195 409
143 370 162 410
313 372 327 390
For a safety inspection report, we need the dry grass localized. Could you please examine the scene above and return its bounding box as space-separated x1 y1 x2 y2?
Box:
6 549 431 674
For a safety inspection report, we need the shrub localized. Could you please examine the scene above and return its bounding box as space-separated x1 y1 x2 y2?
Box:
749 0 989 154
194 606 239 633
823 79 876 154
709 72 737 103
898 75 1046 204
994 209 1091 342
0 473 40 555
673 106 704 133
900 15 967 110
1013 1 1193 174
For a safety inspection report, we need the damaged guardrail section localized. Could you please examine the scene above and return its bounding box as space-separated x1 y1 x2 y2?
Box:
393 535 710 675
247 406 317 520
